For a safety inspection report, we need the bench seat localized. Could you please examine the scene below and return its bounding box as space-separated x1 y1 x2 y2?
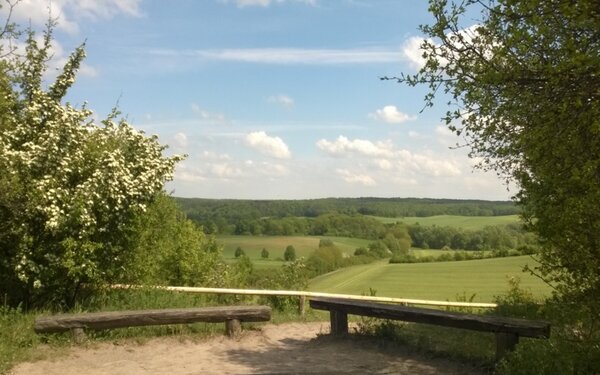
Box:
34 305 271 341
310 297 549 361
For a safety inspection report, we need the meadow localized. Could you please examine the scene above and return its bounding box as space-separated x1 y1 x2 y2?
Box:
217 235 371 260
308 256 550 302
370 214 520 230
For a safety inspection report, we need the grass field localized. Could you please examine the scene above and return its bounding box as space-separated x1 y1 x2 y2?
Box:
370 214 520 230
308 256 550 303
217 235 371 260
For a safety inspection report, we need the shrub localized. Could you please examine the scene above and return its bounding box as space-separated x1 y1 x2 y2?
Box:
284 245 296 261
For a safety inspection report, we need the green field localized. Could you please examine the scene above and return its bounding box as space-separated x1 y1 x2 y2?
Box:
370 215 520 230
309 256 550 303
217 235 371 260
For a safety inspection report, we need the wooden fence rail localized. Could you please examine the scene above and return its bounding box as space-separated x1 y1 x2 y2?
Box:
111 284 498 312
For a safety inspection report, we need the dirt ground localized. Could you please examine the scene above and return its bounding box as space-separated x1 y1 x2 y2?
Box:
10 322 487 374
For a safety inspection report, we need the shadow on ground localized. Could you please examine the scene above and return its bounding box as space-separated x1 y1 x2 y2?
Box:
223 331 488 375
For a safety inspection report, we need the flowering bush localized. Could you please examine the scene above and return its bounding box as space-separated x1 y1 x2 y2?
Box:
0 28 182 307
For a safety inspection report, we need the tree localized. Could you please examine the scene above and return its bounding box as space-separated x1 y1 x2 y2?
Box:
234 246 245 258
284 245 296 261
261 247 269 259
394 0 600 327
0 23 182 307
127 194 227 288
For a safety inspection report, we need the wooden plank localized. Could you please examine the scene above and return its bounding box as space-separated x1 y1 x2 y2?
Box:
34 306 271 333
309 298 550 338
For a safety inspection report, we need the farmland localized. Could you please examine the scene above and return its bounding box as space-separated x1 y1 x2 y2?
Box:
218 235 371 260
308 256 550 302
370 214 520 230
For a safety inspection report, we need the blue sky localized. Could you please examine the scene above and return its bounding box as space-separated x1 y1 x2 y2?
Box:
5 0 512 200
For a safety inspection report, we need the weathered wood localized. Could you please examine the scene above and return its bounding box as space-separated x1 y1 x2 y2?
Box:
496 332 519 361
310 297 550 362
34 305 271 333
298 295 306 316
225 319 242 337
330 310 348 335
71 327 87 344
310 298 550 338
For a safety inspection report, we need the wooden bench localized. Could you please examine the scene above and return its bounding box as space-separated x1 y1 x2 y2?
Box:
310 297 550 361
34 305 271 342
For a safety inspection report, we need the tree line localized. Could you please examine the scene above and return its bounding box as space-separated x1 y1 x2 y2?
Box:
176 197 519 224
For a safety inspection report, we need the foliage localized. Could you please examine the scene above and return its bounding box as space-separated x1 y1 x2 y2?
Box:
397 0 600 323
234 246 245 258
283 245 296 261
178 197 519 232
255 259 309 311
126 194 227 288
0 306 43 375
493 281 600 375
0 23 182 307
305 241 344 276
261 247 269 259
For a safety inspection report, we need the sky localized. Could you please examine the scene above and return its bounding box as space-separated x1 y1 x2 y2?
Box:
2 0 513 201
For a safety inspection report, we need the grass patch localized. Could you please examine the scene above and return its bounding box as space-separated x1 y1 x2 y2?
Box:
370 214 520 230
309 256 551 302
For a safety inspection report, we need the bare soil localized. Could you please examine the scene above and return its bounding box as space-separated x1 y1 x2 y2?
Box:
10 322 487 374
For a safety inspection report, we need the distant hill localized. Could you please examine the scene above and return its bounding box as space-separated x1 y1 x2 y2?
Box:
175 197 519 224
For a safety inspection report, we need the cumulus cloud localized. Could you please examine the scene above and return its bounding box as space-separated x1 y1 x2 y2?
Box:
317 136 462 178
268 94 295 108
1 0 142 34
336 169 376 186
369 105 416 124
245 131 291 159
316 136 395 158
402 36 429 70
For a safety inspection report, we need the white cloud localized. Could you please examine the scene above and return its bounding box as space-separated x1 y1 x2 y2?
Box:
1 0 142 34
401 25 486 71
245 131 291 159
402 36 429 70
336 169 377 186
317 136 462 178
268 94 294 108
191 104 230 125
150 47 401 65
369 105 416 124
173 132 188 148
316 136 395 158
435 125 454 137
222 0 317 7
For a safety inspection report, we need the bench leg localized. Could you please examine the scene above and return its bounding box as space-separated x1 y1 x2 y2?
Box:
225 319 242 338
496 332 519 361
71 327 87 344
330 311 348 335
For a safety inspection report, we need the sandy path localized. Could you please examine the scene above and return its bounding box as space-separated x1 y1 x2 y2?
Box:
10 322 486 374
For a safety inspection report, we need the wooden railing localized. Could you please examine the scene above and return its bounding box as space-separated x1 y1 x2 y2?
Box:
111 285 498 313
